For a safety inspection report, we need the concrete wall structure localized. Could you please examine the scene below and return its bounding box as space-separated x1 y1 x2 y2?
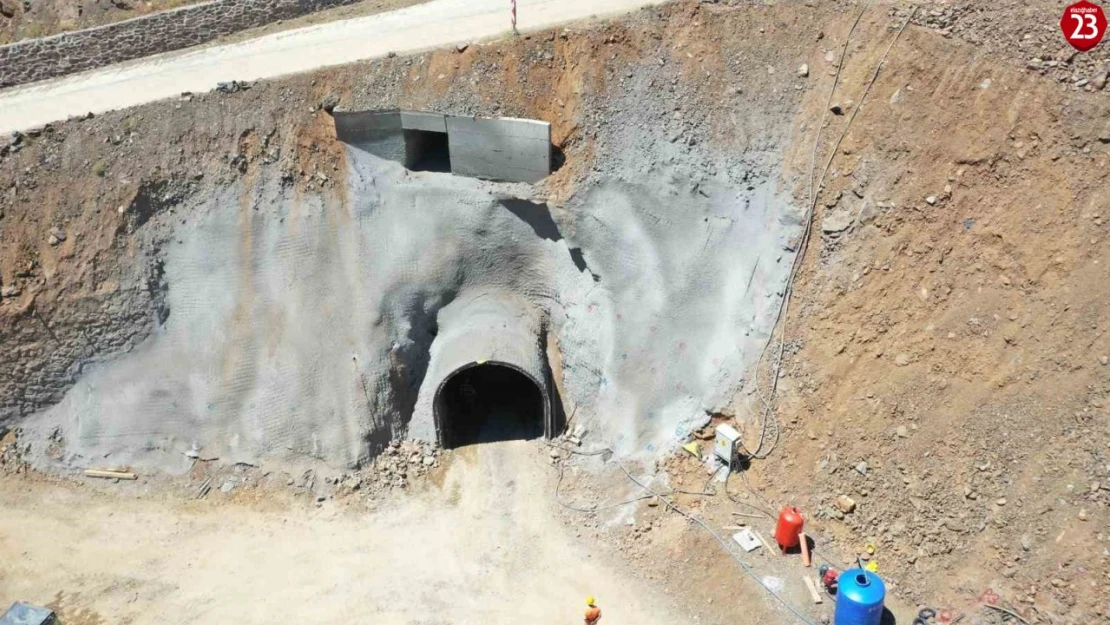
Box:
0 0 366 88
411 290 553 447
334 109 552 184
445 116 551 183
333 110 407 164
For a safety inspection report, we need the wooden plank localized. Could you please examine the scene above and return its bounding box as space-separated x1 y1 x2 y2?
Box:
800 532 812 567
803 576 824 604
85 469 137 480
753 529 775 553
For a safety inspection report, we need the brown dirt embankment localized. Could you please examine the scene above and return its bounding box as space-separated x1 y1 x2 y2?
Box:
743 4 1110 623
2 2 1108 623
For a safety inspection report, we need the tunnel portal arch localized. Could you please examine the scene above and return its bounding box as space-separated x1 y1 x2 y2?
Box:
410 291 558 449
433 360 550 448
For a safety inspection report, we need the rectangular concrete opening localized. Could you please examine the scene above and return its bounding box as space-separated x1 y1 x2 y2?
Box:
333 110 552 183
403 129 451 173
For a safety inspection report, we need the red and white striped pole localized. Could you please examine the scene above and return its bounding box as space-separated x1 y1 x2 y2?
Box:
511 0 518 34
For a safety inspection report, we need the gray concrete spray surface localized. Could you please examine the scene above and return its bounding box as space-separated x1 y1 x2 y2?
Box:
24 118 801 471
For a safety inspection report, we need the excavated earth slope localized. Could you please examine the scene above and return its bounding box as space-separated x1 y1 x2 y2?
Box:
1 1 1109 622
1 1 809 470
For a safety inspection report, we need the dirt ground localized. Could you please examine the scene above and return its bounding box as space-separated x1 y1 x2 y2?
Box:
2 431 926 625
0 441 704 624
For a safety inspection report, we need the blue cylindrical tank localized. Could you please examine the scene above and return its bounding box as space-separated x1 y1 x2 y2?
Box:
835 568 886 625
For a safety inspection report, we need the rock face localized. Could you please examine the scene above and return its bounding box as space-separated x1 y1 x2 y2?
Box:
20 141 801 469
0 0 370 88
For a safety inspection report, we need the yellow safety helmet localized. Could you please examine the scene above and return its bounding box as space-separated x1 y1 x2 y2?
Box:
586 596 596 606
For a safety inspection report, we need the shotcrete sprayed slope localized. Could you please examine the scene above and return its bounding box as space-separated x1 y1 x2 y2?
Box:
27 128 799 468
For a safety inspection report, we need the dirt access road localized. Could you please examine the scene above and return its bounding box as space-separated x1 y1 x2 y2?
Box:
0 0 667 135
0 441 689 624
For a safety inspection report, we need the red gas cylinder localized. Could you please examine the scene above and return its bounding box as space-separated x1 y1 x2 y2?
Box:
774 506 805 552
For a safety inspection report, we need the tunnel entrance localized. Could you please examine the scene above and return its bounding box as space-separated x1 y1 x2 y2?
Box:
434 362 545 448
404 129 451 173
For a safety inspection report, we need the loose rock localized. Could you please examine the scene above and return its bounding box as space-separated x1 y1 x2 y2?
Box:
821 211 852 234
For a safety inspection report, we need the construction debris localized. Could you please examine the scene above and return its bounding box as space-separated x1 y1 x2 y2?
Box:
753 529 775 553
836 495 856 514
732 528 761 552
84 468 137 480
0 602 55 625
803 576 824 604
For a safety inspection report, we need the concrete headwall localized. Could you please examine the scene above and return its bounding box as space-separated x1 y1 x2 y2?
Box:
0 0 366 88
446 116 551 183
334 110 552 184
332 110 407 164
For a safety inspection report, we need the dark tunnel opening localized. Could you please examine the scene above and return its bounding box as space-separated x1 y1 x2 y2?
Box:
404 129 452 173
434 363 545 448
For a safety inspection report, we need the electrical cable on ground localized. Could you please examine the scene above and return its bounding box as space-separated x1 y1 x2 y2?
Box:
554 462 657 512
723 467 776 519
741 5 867 461
549 443 865 624
742 4 918 462
548 442 714 512
611 456 821 625
982 604 1030 625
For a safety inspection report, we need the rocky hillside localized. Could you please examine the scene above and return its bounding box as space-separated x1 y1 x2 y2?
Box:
746 3 1110 623
1 1 1107 623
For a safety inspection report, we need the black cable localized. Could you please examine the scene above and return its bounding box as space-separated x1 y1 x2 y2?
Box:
723 467 776 519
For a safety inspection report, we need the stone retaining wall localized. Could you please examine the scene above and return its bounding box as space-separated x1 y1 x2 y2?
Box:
0 0 364 89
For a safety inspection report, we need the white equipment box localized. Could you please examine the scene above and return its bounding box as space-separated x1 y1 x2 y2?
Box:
714 424 742 464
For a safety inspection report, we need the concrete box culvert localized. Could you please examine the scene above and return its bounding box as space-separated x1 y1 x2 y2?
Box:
333 110 552 183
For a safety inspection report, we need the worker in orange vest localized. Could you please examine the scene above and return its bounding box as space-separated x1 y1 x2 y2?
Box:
584 596 601 624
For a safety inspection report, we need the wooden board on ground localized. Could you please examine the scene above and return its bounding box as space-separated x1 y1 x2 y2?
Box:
85 469 137 480
803 576 823 604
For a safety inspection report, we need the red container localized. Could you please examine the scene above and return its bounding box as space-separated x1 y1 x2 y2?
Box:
774 506 805 552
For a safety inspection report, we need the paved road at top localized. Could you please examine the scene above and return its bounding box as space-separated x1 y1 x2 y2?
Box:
0 0 664 135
